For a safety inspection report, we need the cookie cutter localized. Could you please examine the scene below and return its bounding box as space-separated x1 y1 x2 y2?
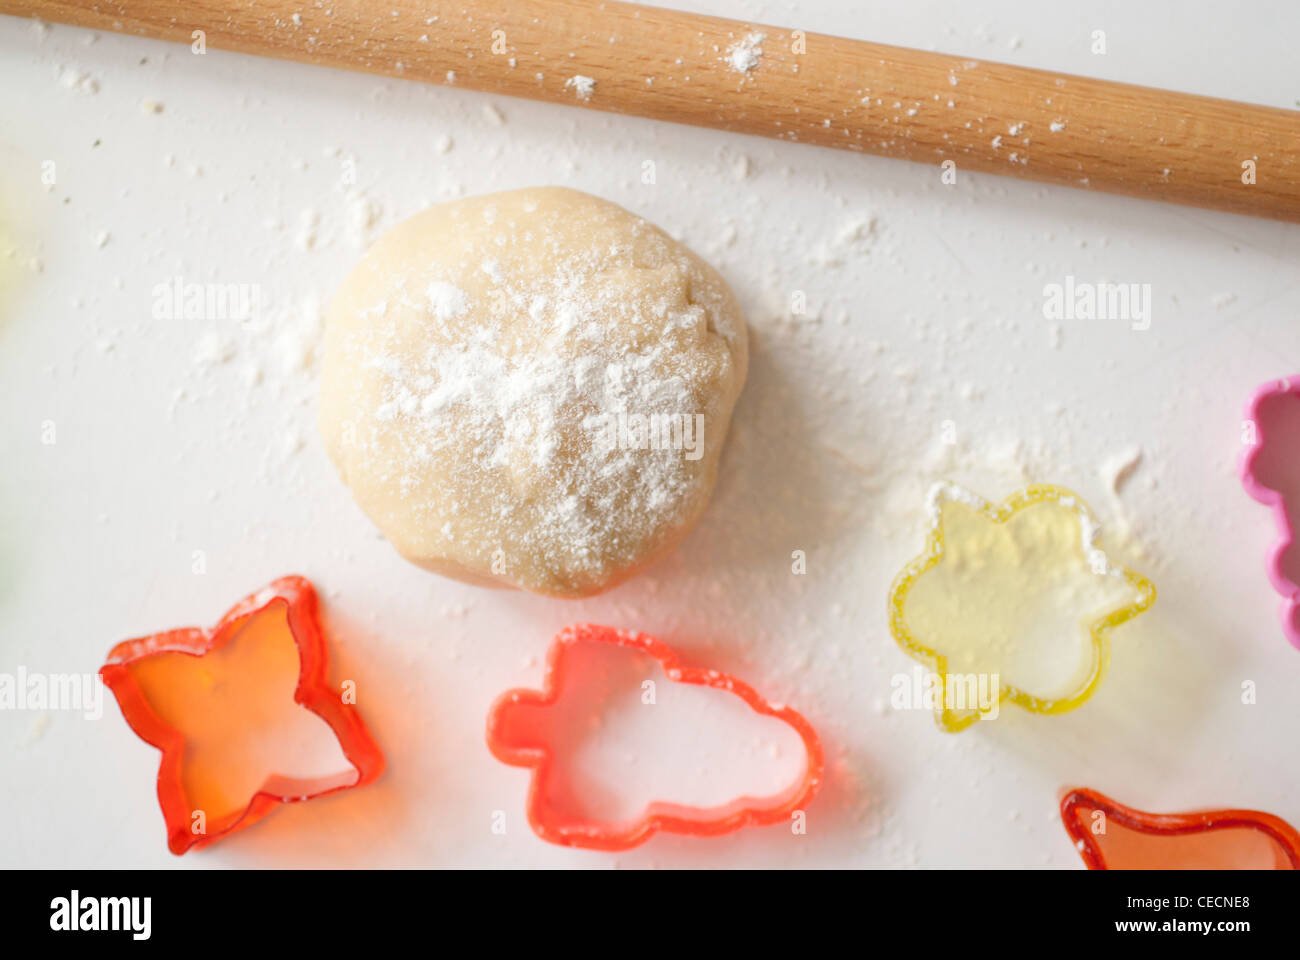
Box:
888 483 1157 733
1240 375 1300 651
100 575 385 854
486 623 825 851
1061 787 1300 870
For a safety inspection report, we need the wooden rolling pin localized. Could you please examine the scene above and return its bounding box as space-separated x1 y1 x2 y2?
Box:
9 0 1300 222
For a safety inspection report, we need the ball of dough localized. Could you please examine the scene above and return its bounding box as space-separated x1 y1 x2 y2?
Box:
319 187 748 597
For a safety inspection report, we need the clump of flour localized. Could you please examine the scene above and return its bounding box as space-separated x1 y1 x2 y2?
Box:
427 281 469 320
564 75 596 100
725 33 765 73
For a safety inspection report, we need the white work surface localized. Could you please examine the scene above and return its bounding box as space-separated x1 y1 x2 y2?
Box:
2 1 1298 868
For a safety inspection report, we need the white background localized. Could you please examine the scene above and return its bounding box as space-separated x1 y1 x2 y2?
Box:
2 0 1298 868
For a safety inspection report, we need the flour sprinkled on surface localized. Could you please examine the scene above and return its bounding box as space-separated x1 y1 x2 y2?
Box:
427 280 469 320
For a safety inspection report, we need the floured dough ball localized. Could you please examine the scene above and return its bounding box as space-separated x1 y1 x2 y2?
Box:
319 187 748 597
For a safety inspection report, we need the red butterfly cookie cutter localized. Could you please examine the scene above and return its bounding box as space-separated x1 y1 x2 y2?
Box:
1060 787 1300 870
1241 374 1300 650
486 623 825 851
100 575 385 854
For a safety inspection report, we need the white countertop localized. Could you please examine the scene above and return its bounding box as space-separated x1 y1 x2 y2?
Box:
2 0 1298 868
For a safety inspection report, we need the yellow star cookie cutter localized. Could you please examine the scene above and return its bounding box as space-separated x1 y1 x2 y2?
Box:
887 483 1156 733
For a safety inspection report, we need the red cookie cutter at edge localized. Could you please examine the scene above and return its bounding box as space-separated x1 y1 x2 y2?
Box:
1060 787 1300 870
486 623 826 851
100 575 385 854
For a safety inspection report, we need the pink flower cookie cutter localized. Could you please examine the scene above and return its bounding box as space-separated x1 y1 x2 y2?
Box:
1241 375 1300 651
